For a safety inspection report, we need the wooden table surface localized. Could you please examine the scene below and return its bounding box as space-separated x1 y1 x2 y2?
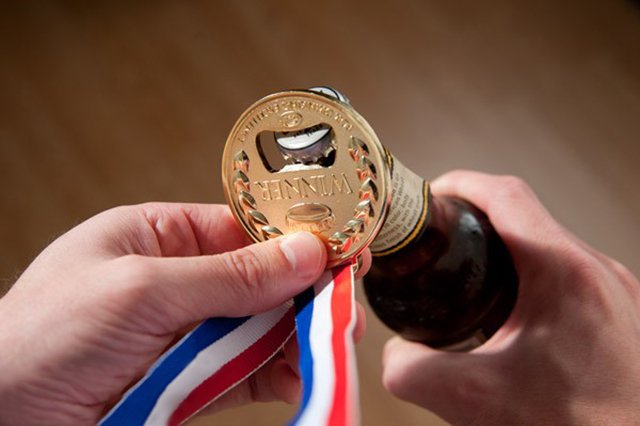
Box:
1 1 639 424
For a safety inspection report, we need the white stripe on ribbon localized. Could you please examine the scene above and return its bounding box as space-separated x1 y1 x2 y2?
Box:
145 302 292 425
292 264 360 426
343 270 359 426
295 270 336 425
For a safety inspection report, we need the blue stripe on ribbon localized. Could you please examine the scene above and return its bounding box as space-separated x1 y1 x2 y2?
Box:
289 287 316 425
100 316 250 426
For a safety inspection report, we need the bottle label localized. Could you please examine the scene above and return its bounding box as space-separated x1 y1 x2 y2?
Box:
370 155 429 255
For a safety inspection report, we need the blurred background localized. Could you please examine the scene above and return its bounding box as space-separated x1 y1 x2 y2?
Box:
1 1 639 424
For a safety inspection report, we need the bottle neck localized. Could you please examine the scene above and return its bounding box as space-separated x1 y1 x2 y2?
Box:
370 155 431 256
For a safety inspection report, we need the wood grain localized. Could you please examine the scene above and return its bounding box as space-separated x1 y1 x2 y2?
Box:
1 1 638 424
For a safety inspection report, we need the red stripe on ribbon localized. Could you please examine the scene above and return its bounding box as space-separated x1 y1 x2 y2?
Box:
168 308 296 426
328 265 354 426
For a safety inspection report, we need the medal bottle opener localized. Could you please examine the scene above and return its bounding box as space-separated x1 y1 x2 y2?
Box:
222 87 391 267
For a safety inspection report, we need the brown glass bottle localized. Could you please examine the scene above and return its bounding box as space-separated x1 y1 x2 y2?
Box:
364 192 518 349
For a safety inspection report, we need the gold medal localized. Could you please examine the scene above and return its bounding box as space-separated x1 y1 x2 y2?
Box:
221 89 391 267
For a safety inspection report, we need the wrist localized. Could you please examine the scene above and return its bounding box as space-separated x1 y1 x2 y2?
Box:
0 299 30 424
0 295 75 425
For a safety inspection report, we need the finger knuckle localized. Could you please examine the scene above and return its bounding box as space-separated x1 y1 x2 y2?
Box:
381 355 425 403
247 371 261 403
94 205 135 223
445 373 487 410
224 248 266 301
557 246 612 313
444 169 474 181
381 343 410 396
610 260 638 286
496 175 533 200
383 359 487 413
381 361 410 398
97 255 157 312
138 202 187 225
561 246 603 283
137 201 171 214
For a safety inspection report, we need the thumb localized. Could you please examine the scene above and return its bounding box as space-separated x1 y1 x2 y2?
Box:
382 337 494 424
133 232 326 328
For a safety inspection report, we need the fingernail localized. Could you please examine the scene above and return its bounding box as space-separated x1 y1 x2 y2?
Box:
280 232 326 279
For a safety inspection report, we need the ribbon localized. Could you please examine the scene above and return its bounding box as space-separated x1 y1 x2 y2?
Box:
100 263 359 426
291 264 359 426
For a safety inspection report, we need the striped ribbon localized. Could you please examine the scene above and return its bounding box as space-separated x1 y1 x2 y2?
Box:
291 264 359 426
100 263 358 426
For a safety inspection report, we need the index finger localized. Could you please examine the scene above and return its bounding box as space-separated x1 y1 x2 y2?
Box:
431 170 562 243
430 170 579 279
135 203 254 256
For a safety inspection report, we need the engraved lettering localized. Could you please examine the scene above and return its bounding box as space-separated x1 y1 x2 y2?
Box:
237 97 353 144
283 178 301 199
254 174 354 202
333 112 353 130
301 177 319 197
237 103 284 143
328 173 354 196
288 220 333 233
254 181 271 201
277 180 284 200
267 180 282 200
317 175 328 196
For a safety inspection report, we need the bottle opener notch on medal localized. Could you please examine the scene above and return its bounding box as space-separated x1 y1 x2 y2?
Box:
222 89 391 268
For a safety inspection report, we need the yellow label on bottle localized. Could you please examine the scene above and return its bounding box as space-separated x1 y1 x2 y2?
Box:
370 156 429 256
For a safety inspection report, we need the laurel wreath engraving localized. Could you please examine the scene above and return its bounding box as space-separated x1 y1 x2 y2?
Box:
326 136 377 255
231 134 379 258
232 150 284 239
